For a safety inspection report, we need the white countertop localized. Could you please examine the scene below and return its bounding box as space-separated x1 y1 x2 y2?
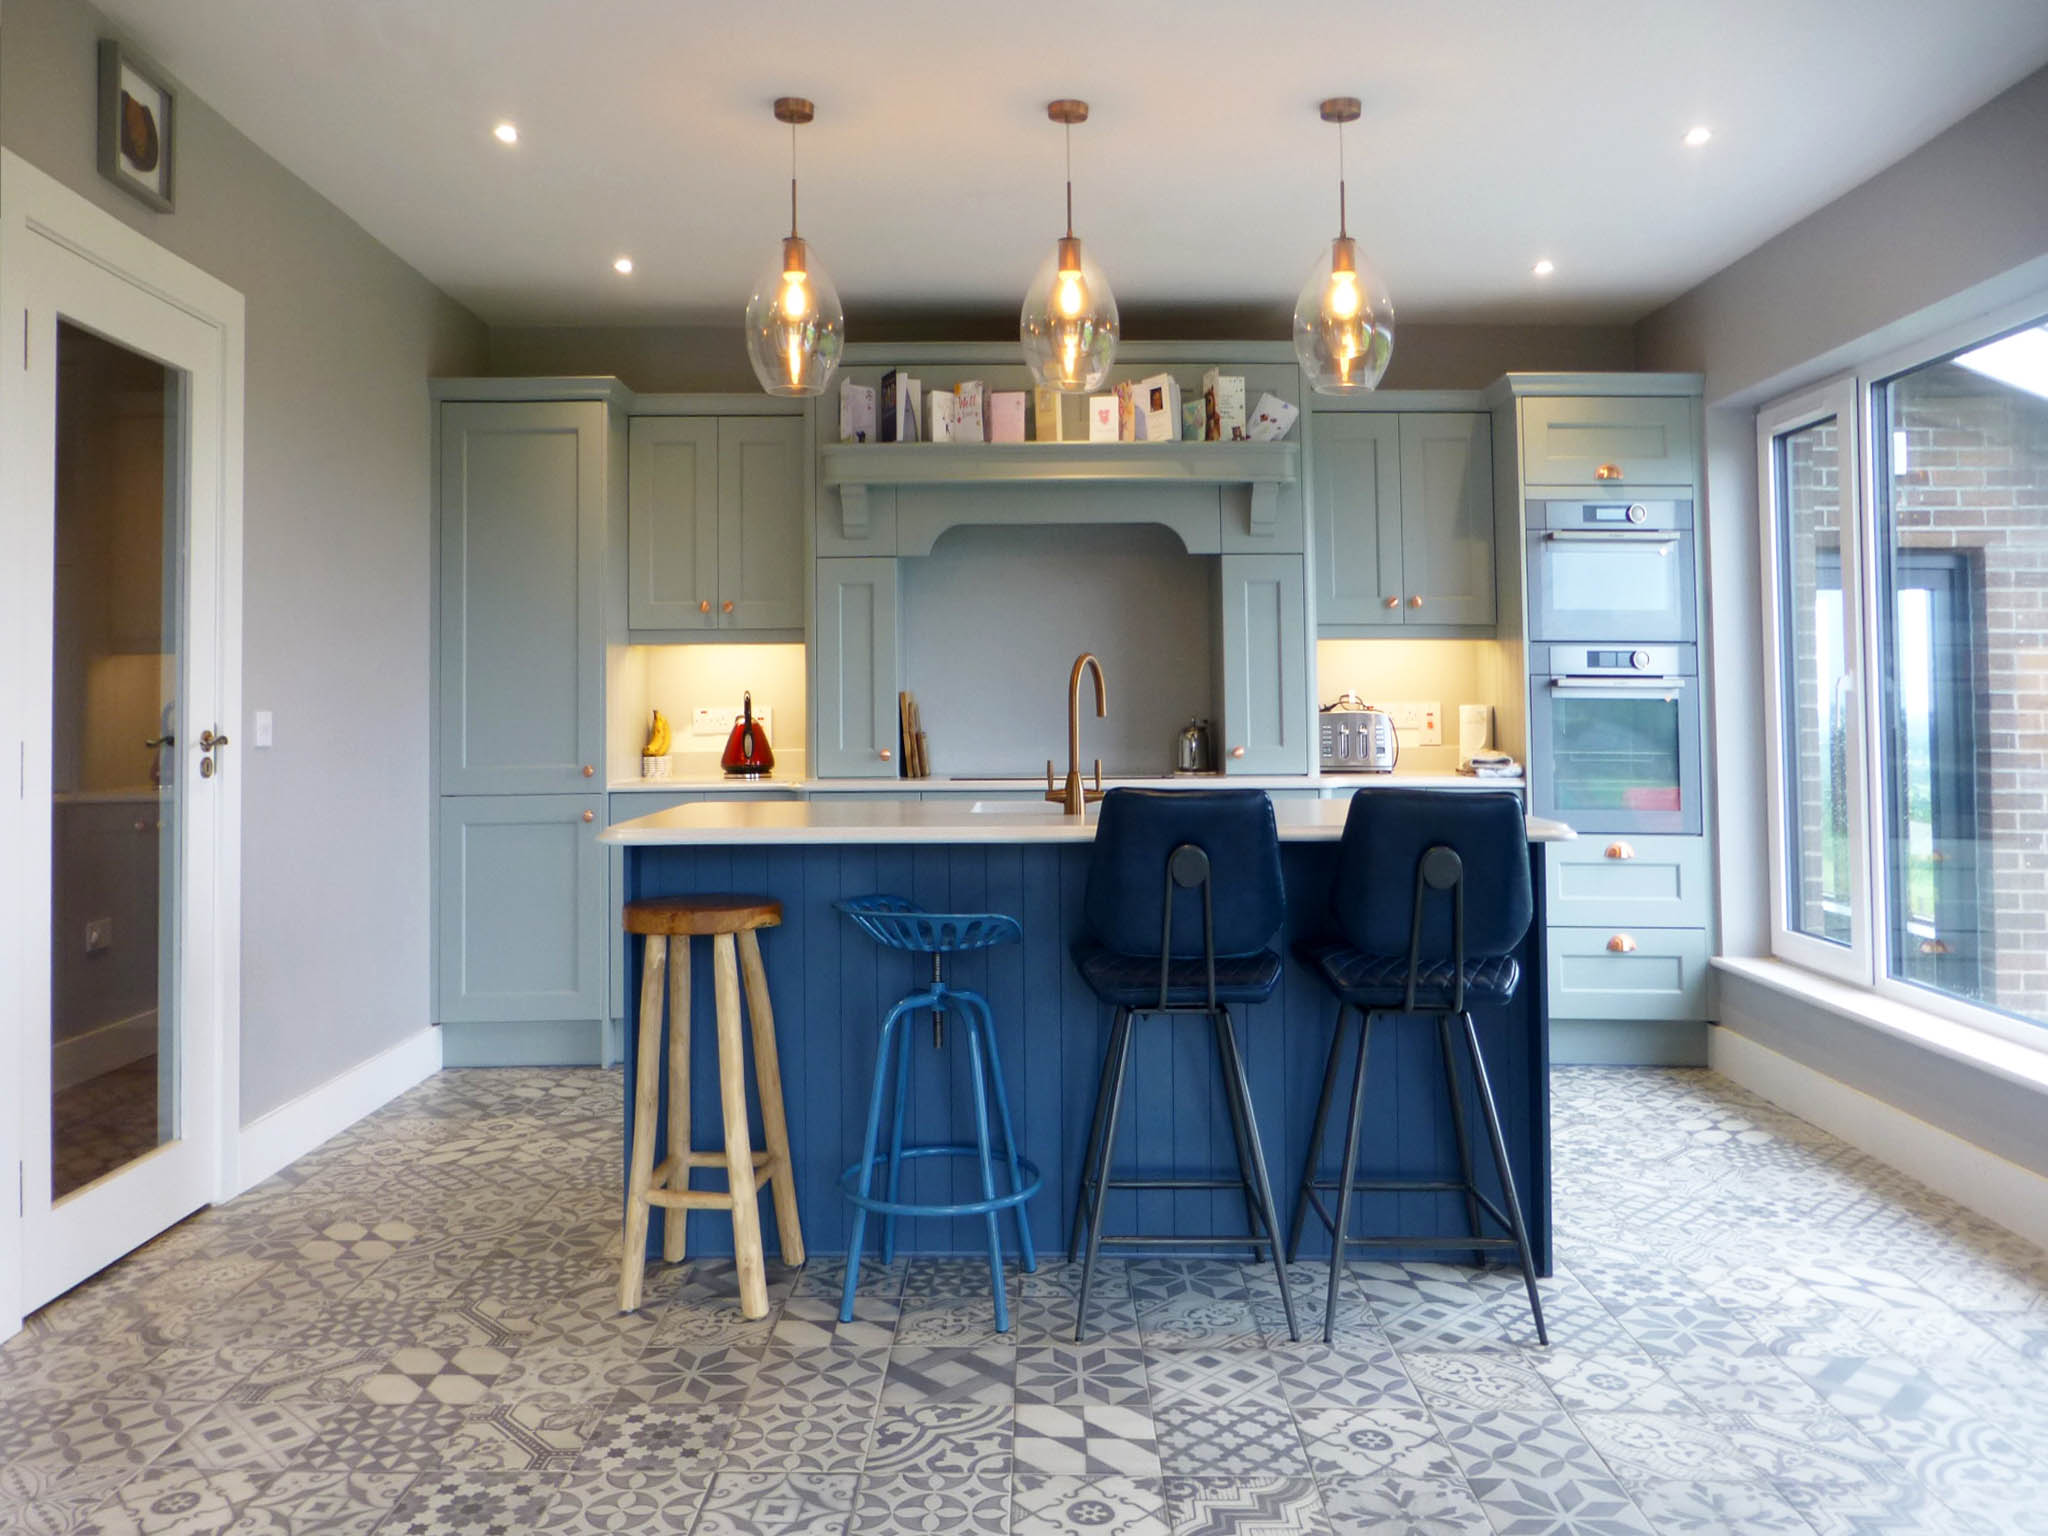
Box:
607 770 1507 795
602 795 1572 847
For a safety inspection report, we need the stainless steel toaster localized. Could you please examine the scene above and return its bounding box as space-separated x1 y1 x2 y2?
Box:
1319 699 1400 773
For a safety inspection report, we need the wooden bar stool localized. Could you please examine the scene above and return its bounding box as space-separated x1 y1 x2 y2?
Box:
618 894 804 1318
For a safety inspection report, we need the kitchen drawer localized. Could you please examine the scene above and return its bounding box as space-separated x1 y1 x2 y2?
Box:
1546 925 1709 1021
1521 396 1695 488
1544 834 1710 929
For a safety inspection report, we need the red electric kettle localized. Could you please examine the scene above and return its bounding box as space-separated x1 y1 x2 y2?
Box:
720 692 775 777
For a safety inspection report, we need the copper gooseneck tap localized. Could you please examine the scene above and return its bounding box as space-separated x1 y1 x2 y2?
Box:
1045 652 1108 815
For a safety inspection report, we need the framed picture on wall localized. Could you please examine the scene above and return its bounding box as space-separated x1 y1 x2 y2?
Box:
97 39 176 212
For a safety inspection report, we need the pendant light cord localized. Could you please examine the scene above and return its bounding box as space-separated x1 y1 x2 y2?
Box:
1337 117 1348 239
789 119 799 239
1064 120 1074 239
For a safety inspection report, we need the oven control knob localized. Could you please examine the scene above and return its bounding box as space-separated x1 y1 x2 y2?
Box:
1631 649 1651 670
1626 503 1648 524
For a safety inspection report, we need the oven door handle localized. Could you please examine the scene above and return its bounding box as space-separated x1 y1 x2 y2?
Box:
1543 530 1682 545
1547 676 1687 697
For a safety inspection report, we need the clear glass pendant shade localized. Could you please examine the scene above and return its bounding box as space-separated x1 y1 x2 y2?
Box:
746 236 843 397
1294 234 1394 394
1020 235 1118 393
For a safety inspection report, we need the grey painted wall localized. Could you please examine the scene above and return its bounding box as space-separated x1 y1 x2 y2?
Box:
1633 64 2048 1175
900 524 1216 779
1 0 489 1122
487 320 1636 395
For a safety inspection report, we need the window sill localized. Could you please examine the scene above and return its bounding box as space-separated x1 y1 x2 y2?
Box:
1712 955 2048 1096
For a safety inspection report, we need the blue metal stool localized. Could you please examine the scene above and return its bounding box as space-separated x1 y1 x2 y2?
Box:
1289 788 1547 1346
835 896 1040 1330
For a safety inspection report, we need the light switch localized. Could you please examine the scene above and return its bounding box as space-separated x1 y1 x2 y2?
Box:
253 710 274 748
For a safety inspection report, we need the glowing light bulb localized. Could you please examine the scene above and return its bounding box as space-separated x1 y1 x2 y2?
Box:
786 337 803 387
493 121 519 145
1325 270 1360 321
781 271 812 321
1056 269 1088 318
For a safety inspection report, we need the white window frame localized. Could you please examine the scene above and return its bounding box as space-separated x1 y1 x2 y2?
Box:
1758 376 1874 984
1757 287 2048 1053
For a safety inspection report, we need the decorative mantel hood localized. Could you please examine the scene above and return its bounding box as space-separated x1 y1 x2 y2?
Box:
818 441 1300 556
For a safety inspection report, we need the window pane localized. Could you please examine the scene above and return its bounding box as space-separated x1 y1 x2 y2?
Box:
1776 418 1854 944
1876 322 2048 1027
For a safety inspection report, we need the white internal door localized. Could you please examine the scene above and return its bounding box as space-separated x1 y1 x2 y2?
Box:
2 152 243 1318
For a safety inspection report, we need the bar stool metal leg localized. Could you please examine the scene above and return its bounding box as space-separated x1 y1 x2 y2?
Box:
1324 1010 1376 1344
1217 1007 1300 1342
1288 1003 1352 1263
1074 1004 1137 1342
1069 1007 1127 1264
963 1015 1013 1334
661 937 691 1264
1212 1011 1269 1265
1460 1011 1548 1346
1437 1013 1486 1270
882 1014 913 1266
841 997 916 1323
619 935 668 1313
964 992 1038 1275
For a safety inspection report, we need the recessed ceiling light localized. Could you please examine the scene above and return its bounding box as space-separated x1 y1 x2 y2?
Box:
613 256 635 275
1683 124 1713 147
1532 259 1556 277
493 121 519 145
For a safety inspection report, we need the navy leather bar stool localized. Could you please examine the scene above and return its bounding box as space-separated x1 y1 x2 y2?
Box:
1069 789 1300 1343
835 897 1040 1331
1289 788 1547 1345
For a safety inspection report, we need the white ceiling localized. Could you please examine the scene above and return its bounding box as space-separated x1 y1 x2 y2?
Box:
95 0 2048 328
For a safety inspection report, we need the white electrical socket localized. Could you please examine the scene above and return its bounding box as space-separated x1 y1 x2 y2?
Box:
690 705 772 738
85 917 113 953
253 709 274 748
1379 701 1442 746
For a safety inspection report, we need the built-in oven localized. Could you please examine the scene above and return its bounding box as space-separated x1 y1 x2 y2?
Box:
1526 498 1695 643
1528 643 1702 835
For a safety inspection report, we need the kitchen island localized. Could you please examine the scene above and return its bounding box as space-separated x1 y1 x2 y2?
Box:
603 796 1572 1269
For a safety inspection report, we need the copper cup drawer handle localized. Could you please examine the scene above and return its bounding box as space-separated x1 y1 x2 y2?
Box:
1596 462 1624 480
1607 934 1638 953
1605 840 1636 860
582 810 596 824
1230 746 1246 759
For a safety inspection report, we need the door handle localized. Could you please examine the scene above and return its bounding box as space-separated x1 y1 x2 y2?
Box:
199 729 229 750
1605 841 1636 861
144 733 175 749
1607 934 1638 953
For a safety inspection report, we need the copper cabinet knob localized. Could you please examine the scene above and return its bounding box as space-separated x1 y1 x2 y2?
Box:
1596 463 1624 480
1230 746 1246 759
699 599 711 613
1384 596 1400 609
1607 934 1638 953
722 600 734 613
581 810 595 823
1605 840 1636 860
879 748 892 760
1408 595 1424 608
582 765 595 777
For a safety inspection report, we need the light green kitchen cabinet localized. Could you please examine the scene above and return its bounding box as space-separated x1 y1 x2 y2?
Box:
1218 554 1310 775
1520 395 1696 488
1545 924 1711 1022
437 400 606 795
814 557 902 777
1543 833 1712 930
1312 413 1403 628
1313 412 1494 632
628 415 805 634
437 793 606 1024
627 417 718 630
1398 413 1496 627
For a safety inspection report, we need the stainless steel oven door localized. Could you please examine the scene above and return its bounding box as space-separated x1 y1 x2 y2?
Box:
1525 501 1696 643
1528 674 1703 835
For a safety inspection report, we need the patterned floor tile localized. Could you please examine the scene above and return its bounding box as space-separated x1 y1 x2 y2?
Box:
281 1402 472 1474
1315 1474 1491 1536
1295 1400 1462 1483
1013 1474 1170 1536
214 1469 414 1535
532 1466 708 1534
892 1298 1015 1349
1625 1478 1817 1535
692 1470 855 1536
1270 1344 1418 1411
1161 1476 1331 1536
1400 1349 1558 1412
1127 1261 1251 1310
1136 1295 1263 1352
881 1347 1015 1405
720 1401 873 1474
790 1257 910 1303
374 1468 555 1535
575 1399 730 1474
1015 1404 1161 1478
1570 1412 1758 1491
850 1471 1008 1535
865 1404 1011 1480
1143 1351 1281 1409
72 1465 272 1536
770 1295 900 1353
1015 1343 1150 1405
1530 1350 1693 1415
1153 1394 1309 1480
358 1345 511 1406
1460 1470 1656 1536
601 1343 759 1406
1432 1406 1615 1485
161 1402 342 1472
750 1344 887 1410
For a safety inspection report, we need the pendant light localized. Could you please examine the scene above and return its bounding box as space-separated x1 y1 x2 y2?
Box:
745 97 844 397
1020 99 1118 394
1293 97 1394 394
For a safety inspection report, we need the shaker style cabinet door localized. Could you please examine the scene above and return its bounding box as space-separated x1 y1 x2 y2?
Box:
627 416 719 631
1398 412 1496 628
437 794 606 1023
1520 395 1696 487
1219 555 1309 774
813 558 902 777
1313 412 1403 627
438 401 605 794
717 416 805 631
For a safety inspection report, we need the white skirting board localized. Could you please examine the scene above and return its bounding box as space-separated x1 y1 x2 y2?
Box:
1710 1027 2048 1251
235 1026 442 1193
53 1010 158 1091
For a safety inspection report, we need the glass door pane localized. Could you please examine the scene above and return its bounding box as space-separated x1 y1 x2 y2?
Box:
50 319 183 1200
1548 696 1683 812
1774 418 1855 945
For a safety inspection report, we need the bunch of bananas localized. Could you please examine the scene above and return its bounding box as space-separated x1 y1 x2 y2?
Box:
643 709 672 756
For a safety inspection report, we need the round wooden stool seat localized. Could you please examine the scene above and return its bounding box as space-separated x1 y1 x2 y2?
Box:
624 895 782 937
